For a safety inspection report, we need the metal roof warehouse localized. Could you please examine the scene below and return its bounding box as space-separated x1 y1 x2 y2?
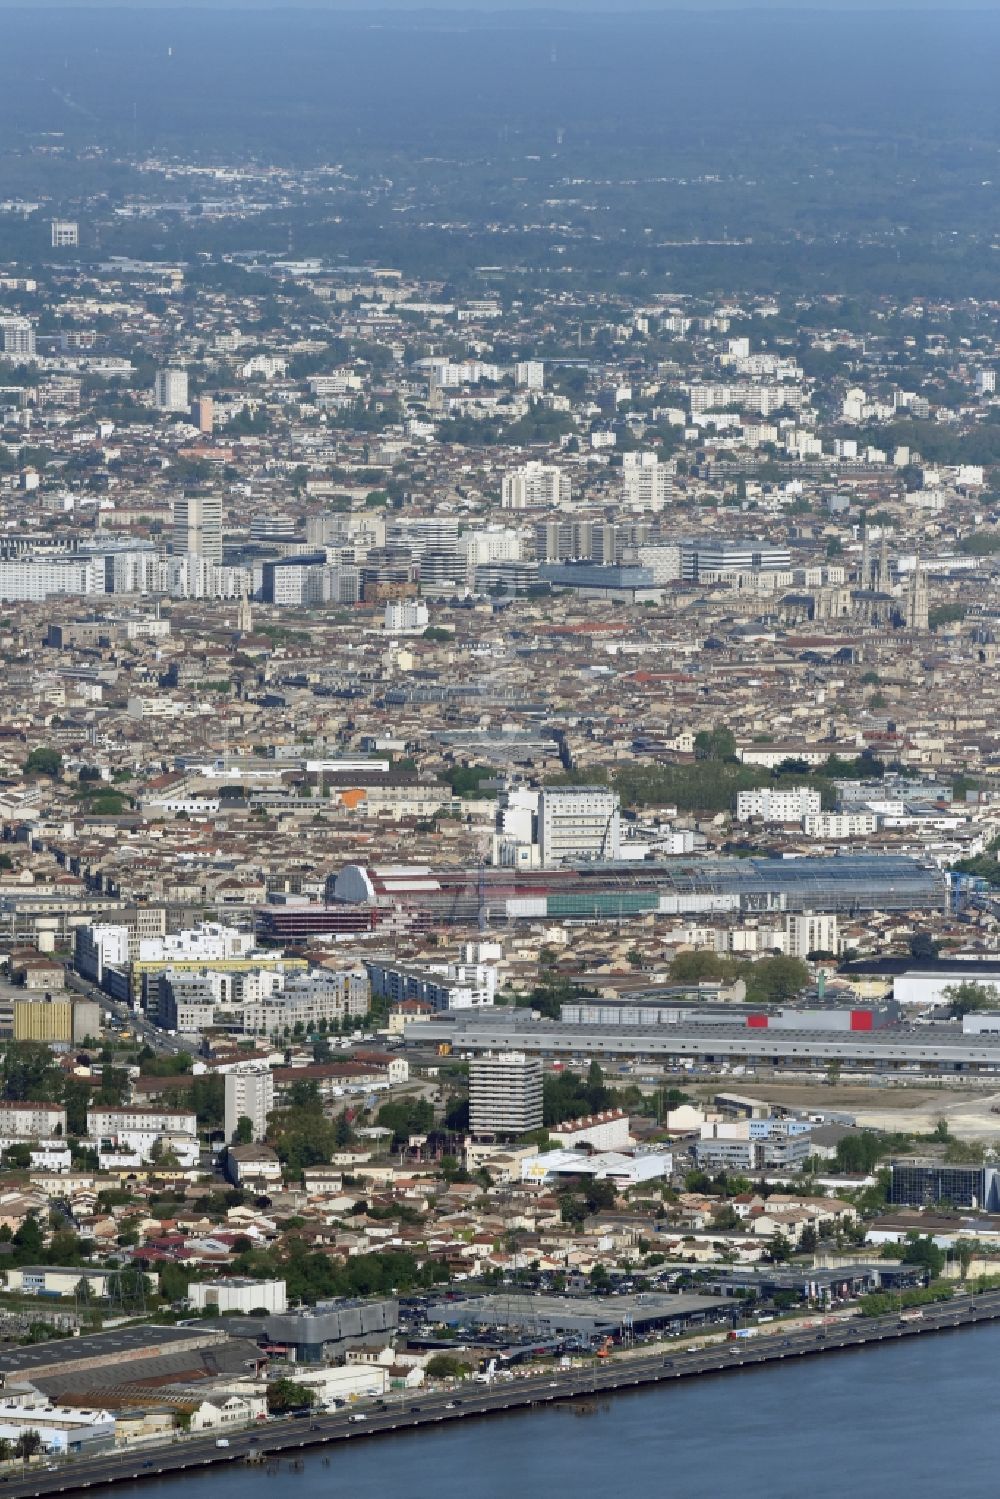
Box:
436 1293 731 1340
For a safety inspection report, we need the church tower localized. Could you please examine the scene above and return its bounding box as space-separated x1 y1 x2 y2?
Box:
879 531 890 591
906 559 929 631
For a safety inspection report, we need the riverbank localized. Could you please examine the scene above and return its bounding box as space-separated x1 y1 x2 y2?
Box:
4 1288 1000 1499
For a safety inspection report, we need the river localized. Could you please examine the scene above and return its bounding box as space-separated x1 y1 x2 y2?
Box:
107 1324 1000 1499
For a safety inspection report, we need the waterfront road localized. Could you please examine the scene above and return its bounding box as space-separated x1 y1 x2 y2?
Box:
8 1290 1000 1499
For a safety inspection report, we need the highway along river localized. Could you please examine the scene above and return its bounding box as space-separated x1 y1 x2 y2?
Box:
100 1321 1000 1499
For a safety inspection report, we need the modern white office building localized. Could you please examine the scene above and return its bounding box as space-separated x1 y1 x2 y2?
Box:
74 923 132 985
681 538 792 581
189 1277 287 1315
538 785 621 865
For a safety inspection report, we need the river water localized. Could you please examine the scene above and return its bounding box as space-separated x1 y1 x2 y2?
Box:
111 1324 1000 1499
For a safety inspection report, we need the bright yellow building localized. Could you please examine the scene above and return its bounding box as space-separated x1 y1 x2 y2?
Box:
14 997 73 1044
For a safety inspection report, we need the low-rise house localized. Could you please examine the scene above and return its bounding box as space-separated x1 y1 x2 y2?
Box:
225 1144 282 1188
187 1393 262 1433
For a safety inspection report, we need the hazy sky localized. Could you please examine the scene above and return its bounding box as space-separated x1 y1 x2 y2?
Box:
3 0 1000 9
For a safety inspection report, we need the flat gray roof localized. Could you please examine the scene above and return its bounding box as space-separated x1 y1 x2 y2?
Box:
0 1325 222 1375
407 1015 1000 1068
438 1292 729 1334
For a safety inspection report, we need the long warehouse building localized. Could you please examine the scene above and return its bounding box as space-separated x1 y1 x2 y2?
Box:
406 1010 1000 1077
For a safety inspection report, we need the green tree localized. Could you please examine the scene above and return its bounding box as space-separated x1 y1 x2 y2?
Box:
267 1378 315 1414
189 1075 225 1130
834 1131 888 1174
12 1214 44 1264
439 764 495 800
943 1138 985 1164
23 748 61 779
943 981 1000 1018
929 604 966 632
137 1050 193 1078
669 950 730 985
559 1193 587 1227
267 1097 338 1174
902 1234 946 1278
376 1096 434 1148
2 1042 62 1102
443 1095 469 1132
157 1261 191 1303
47 1230 82 1265
542 1067 613 1127
712 1205 740 1231
425 1353 470 1379
14 1430 41 1462
64 1077 91 1136
233 1116 255 1146
693 726 737 761
741 955 810 1004
95 1066 129 1106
